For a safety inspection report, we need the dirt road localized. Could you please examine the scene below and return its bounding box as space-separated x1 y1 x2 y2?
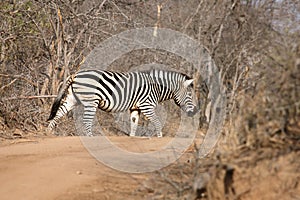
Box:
0 136 195 200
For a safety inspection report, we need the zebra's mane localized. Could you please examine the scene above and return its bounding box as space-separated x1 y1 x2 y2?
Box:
147 69 191 81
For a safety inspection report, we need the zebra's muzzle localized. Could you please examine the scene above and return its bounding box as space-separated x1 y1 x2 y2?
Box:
187 110 195 117
185 105 200 117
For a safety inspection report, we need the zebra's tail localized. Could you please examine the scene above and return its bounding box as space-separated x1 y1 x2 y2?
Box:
47 75 74 121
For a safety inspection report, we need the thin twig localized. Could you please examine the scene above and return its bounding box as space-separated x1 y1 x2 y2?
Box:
159 171 181 192
0 78 17 91
0 74 38 87
111 1 129 20
153 4 162 37
2 95 56 101
211 0 238 56
182 0 204 32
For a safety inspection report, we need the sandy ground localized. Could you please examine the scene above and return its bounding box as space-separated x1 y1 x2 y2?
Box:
2 135 298 200
0 136 196 200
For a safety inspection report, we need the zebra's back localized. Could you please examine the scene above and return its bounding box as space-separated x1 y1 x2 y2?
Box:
72 69 154 112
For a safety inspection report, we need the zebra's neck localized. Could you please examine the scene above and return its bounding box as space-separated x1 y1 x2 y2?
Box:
148 69 185 102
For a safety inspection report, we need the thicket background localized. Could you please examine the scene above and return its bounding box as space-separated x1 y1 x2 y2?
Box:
0 0 299 199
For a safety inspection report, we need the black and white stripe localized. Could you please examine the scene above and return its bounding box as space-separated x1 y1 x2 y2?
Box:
48 69 198 137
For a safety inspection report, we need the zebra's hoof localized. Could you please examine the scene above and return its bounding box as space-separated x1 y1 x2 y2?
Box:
46 127 56 135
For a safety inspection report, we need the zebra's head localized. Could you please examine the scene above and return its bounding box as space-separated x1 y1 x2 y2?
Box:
174 78 198 117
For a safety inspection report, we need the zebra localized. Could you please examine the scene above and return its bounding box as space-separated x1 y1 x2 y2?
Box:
47 69 199 137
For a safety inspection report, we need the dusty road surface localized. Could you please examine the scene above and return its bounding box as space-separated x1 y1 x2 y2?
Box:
0 136 196 200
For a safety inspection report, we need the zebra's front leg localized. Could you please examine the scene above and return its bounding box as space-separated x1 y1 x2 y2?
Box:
130 110 139 137
82 106 97 136
141 108 162 138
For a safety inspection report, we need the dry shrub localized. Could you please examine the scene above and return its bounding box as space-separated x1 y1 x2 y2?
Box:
136 1 300 199
191 15 300 200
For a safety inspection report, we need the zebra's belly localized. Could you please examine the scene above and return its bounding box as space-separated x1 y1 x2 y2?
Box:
98 98 141 113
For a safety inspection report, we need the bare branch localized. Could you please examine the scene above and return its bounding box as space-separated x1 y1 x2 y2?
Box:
0 74 38 87
2 95 56 101
0 78 17 91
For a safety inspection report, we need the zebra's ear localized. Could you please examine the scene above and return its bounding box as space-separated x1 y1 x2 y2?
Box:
183 79 194 88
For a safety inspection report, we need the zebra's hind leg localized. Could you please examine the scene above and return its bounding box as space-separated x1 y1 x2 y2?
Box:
140 108 162 138
82 106 97 136
48 88 77 132
130 110 140 137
